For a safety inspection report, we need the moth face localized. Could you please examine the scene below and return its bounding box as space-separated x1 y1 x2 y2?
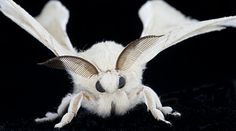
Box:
40 36 161 94
95 70 126 93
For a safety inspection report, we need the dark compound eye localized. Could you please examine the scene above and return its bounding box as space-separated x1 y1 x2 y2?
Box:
118 76 126 89
95 80 105 93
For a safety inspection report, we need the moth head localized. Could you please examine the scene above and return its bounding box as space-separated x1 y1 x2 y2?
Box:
39 35 162 93
95 70 126 93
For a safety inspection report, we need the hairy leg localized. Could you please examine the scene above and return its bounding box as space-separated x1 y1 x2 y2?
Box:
142 86 180 124
35 93 72 122
145 86 181 116
54 92 83 128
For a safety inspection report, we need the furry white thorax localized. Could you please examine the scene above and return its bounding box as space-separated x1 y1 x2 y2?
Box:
69 41 145 117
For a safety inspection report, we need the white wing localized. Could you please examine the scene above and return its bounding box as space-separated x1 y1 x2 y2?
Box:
36 1 77 54
137 0 236 65
0 0 76 56
139 0 200 36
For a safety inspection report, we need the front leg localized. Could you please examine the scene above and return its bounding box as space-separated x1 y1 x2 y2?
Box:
35 93 73 122
142 86 180 124
54 92 84 128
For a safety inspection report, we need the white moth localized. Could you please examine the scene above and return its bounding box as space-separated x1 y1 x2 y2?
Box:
1 0 236 128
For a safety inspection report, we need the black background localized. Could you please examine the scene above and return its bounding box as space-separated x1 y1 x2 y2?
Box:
0 0 236 130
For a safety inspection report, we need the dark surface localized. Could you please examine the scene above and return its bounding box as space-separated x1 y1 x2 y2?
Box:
0 0 236 130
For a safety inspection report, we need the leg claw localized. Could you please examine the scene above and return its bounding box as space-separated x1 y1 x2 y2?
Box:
171 111 181 117
55 123 64 128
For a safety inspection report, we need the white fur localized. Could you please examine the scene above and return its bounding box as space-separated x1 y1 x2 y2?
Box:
1 0 236 129
69 41 145 117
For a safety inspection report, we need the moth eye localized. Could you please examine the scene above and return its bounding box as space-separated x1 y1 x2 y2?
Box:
118 76 126 89
95 81 105 93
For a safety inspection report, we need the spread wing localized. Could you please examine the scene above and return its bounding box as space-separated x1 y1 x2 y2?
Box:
139 0 199 36
0 0 76 56
36 1 77 55
136 0 236 66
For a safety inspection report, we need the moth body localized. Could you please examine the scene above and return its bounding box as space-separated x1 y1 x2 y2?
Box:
71 41 144 117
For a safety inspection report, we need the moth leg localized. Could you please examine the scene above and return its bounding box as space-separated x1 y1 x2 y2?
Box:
160 106 181 117
54 92 83 128
35 93 73 122
142 86 180 124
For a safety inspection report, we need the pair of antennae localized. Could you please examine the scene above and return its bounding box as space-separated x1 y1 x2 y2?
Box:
40 35 162 78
